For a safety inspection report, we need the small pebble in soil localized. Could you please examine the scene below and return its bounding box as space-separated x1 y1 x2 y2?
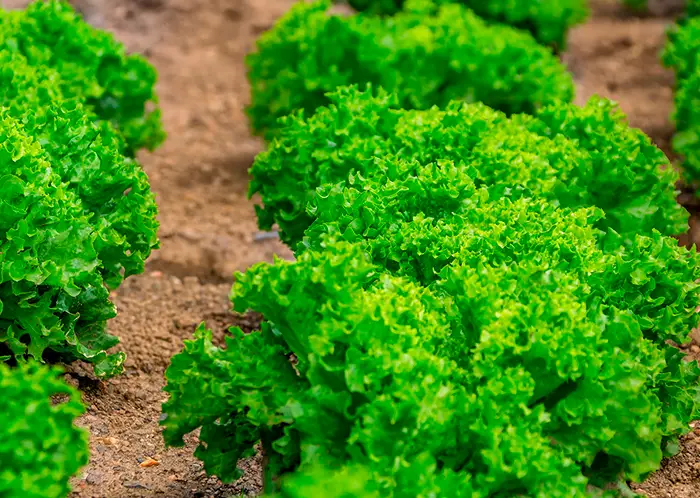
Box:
123 481 150 489
253 230 279 242
85 471 105 485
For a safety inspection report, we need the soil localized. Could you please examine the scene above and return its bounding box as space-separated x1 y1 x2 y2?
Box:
65 275 264 498
3 0 700 495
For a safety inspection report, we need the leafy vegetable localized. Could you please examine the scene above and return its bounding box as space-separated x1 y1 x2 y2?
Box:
163 207 700 494
0 51 159 288
0 361 89 498
0 0 165 154
164 87 699 495
250 86 685 247
0 108 121 375
339 0 588 48
247 0 574 138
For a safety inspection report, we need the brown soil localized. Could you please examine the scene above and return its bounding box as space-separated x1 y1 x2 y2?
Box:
4 0 700 495
566 0 677 157
66 275 264 498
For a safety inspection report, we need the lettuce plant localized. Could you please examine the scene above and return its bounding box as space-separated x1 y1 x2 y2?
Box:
247 0 574 138
0 105 122 376
339 0 589 48
0 0 165 154
663 9 700 183
0 362 89 498
162 202 700 495
164 87 699 495
0 51 159 288
251 86 685 247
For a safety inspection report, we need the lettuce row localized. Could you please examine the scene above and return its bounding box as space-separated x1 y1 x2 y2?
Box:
163 89 700 494
0 361 89 498
251 87 685 248
0 0 165 154
246 0 574 138
0 2 160 377
338 0 588 48
663 5 700 183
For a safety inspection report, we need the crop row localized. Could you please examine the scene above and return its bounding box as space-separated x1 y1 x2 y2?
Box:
164 2 700 497
0 0 163 376
0 1 162 496
620 0 700 184
3 0 700 497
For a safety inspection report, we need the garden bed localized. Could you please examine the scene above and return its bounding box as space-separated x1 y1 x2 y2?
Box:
8 0 693 495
